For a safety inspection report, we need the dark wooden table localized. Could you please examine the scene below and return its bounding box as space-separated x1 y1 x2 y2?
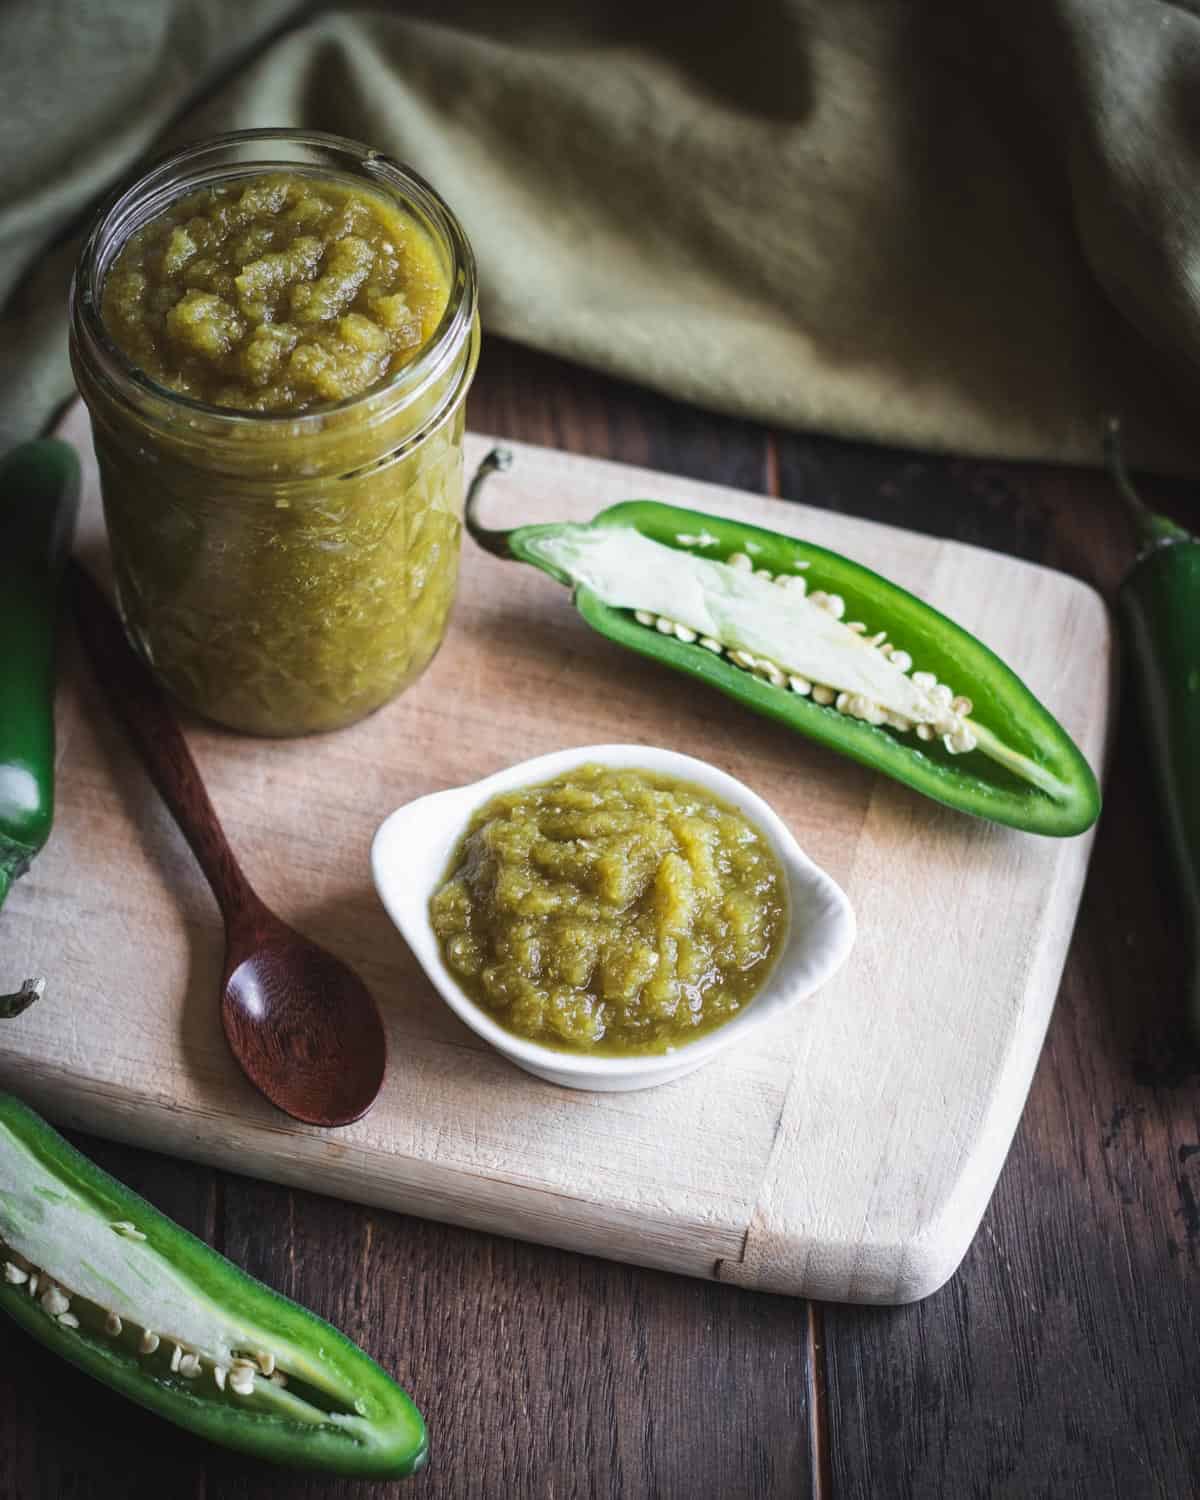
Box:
2 339 1198 1500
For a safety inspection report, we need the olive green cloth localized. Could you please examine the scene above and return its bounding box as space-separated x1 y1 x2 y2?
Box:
4 0 1200 472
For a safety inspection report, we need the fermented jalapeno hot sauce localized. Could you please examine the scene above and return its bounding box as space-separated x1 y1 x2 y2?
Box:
430 765 788 1056
100 172 448 412
71 131 480 737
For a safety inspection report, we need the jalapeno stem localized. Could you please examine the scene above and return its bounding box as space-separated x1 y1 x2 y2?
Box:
0 976 44 1019
465 446 516 558
1105 419 1194 554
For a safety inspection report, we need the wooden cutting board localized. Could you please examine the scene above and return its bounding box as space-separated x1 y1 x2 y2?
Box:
0 405 1111 1304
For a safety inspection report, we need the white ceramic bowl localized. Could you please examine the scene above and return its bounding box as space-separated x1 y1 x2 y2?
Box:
371 745 856 1091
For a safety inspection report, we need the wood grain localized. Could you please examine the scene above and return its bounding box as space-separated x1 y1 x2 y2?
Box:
779 438 1200 1499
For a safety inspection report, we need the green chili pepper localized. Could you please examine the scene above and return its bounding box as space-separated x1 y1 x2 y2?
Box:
466 448 1100 837
0 1092 428 1477
1106 423 1200 1033
0 440 80 911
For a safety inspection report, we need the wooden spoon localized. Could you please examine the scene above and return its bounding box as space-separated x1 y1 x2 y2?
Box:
70 563 386 1128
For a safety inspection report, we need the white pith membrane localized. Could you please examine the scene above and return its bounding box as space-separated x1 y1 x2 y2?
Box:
0 1129 369 1431
525 526 1065 796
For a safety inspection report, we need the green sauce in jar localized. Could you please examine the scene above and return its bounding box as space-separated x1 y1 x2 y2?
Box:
101 172 449 412
429 766 788 1056
71 132 479 737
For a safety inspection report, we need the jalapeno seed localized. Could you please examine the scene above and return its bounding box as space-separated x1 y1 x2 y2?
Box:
40 1284 69 1316
629 598 982 750
3 1234 307 1418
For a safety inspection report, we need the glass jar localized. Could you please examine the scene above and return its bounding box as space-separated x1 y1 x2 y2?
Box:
70 129 479 737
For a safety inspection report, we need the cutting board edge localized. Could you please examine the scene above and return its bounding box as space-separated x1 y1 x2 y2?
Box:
0 1057 750 1284
719 701 1111 1304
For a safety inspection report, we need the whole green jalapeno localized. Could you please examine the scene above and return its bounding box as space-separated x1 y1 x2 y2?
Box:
0 1092 428 1478
466 448 1100 838
1106 423 1200 1034
0 440 80 912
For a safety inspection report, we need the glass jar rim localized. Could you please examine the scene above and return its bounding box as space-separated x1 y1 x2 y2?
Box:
71 127 478 432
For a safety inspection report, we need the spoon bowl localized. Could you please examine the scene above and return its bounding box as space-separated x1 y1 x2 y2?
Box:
221 916 387 1127
72 562 387 1128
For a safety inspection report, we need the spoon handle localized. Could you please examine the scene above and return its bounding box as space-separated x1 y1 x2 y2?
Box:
70 563 261 929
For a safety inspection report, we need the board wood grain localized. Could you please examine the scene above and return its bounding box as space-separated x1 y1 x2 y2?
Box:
0 404 1110 1303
